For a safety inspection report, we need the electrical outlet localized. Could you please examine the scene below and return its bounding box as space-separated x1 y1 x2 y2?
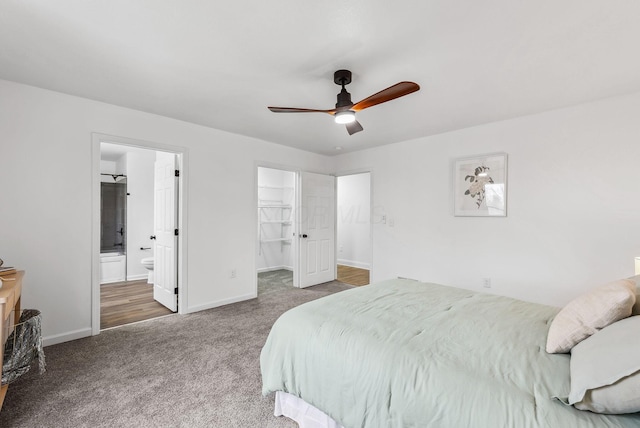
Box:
381 214 386 224
230 269 237 279
482 278 491 288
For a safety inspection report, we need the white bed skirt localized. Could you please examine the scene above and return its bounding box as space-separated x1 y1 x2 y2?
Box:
274 391 345 428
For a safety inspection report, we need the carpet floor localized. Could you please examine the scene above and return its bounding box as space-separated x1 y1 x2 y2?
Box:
257 269 293 295
0 279 352 428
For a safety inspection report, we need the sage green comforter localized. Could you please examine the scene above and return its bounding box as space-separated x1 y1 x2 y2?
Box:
261 279 640 428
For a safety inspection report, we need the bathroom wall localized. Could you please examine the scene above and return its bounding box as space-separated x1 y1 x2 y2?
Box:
125 149 155 280
100 160 117 175
100 158 126 177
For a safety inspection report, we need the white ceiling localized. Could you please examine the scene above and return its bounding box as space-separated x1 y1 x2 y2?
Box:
2 1 640 156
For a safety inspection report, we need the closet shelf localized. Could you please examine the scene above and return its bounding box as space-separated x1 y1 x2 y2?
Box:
258 183 293 256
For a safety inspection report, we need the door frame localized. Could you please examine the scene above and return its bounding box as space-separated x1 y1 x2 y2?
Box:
91 133 189 335
334 169 373 282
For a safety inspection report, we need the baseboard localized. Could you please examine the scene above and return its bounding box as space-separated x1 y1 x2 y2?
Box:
126 273 148 281
43 327 92 347
100 278 126 285
257 266 293 273
187 292 257 313
337 259 370 270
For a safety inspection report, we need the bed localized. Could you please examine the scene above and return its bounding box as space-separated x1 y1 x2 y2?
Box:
260 278 640 428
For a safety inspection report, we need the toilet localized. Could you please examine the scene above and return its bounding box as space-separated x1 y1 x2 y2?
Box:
141 257 154 284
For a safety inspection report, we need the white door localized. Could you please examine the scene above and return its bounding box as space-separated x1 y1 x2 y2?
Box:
153 154 178 311
298 172 336 288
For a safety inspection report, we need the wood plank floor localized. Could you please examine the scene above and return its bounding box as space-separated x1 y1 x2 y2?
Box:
337 265 370 286
101 279 174 329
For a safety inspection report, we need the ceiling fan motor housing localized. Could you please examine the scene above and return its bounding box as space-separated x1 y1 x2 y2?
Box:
336 88 353 109
334 70 353 109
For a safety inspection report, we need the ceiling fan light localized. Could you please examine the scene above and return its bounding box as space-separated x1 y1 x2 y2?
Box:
335 110 356 124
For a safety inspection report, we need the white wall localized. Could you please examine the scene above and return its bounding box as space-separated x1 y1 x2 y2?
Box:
334 91 640 307
337 173 371 269
100 160 117 174
4 76 640 344
124 149 156 280
0 79 331 345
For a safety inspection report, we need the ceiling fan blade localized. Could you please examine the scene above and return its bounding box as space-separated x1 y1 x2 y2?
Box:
268 106 336 114
346 120 364 135
351 82 420 112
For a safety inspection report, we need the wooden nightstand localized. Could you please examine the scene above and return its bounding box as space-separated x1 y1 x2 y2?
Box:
0 270 24 411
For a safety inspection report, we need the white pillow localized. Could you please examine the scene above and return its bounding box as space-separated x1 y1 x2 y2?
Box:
546 279 636 354
629 275 640 315
568 316 640 414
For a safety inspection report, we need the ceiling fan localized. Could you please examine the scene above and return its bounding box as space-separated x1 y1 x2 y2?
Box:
268 70 420 135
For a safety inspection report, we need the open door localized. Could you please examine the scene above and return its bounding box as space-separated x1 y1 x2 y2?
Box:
298 172 336 288
153 153 178 311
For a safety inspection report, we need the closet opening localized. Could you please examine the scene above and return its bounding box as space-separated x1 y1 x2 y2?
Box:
256 167 297 294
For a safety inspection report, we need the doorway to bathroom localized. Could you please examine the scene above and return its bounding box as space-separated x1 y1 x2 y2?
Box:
94 137 184 332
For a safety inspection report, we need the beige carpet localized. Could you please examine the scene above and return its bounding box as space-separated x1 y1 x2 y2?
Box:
0 280 352 427
258 269 293 295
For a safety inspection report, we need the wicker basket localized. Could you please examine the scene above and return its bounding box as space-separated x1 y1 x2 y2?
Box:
2 309 46 385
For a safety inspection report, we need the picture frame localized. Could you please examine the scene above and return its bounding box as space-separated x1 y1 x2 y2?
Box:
453 153 507 217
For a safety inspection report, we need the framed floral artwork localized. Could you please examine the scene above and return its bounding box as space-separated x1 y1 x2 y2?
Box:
453 153 507 217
